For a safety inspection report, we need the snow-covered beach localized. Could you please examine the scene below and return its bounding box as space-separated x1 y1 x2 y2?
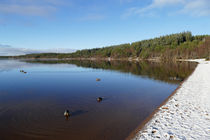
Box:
132 59 210 140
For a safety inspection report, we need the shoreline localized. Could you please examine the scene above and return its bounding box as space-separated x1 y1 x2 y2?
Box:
125 66 197 140
129 59 210 139
126 60 198 140
0 57 161 62
1 57 199 63
2 57 208 63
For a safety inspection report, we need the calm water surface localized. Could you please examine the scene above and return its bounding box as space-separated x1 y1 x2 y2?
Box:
0 60 197 140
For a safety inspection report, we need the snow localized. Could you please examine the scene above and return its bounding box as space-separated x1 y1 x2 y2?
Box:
133 59 210 140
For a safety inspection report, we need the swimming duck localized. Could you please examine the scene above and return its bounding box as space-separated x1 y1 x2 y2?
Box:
64 110 70 117
97 97 103 102
96 78 101 81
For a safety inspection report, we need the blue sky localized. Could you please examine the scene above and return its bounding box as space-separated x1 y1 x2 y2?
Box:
0 0 210 51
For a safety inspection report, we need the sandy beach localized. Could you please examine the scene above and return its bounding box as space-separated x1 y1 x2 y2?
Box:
132 59 210 140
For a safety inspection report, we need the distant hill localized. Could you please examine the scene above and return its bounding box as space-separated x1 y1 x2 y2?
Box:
0 45 76 56
5 32 210 60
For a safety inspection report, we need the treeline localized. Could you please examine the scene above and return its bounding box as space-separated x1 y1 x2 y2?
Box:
13 32 210 60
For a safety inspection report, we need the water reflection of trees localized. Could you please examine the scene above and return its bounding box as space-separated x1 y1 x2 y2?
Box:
25 60 197 84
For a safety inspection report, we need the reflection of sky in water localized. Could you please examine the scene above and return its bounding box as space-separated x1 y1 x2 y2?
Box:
0 60 78 72
0 59 197 84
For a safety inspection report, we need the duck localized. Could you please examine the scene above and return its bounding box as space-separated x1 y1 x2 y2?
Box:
20 70 24 72
64 110 70 117
97 97 103 102
96 78 101 81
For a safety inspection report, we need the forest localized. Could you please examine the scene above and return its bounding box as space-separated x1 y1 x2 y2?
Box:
8 32 210 60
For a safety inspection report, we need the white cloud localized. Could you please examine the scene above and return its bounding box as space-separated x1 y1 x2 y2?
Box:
181 0 210 16
150 0 184 8
131 0 183 16
0 44 76 56
123 0 210 17
0 0 65 17
0 4 56 16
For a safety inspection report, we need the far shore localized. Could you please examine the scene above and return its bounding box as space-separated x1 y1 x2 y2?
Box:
2 57 206 62
0 57 161 61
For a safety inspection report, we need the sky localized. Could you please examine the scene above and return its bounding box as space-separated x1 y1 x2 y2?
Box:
0 0 210 55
